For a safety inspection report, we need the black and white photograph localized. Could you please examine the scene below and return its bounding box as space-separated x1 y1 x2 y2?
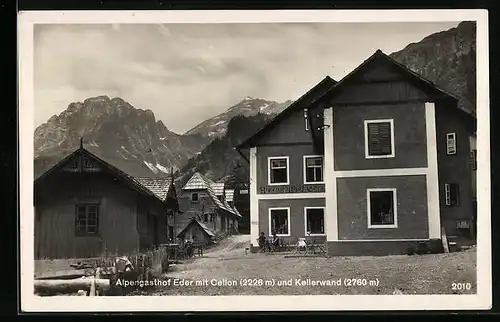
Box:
18 9 491 311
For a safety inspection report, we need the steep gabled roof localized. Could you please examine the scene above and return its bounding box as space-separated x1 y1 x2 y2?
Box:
176 218 215 239
320 50 467 114
236 76 337 150
34 147 168 204
135 177 174 202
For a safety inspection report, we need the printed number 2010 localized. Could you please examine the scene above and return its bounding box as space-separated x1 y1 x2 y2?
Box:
452 282 472 291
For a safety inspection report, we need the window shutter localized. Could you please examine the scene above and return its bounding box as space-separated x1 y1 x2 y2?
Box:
368 122 392 156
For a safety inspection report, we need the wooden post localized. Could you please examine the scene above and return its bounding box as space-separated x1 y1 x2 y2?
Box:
95 268 101 296
441 226 450 253
89 277 96 296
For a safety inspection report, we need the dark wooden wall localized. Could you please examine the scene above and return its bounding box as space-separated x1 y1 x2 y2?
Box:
35 171 167 259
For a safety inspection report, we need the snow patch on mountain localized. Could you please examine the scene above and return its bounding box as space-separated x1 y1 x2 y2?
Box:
156 163 170 174
143 161 159 174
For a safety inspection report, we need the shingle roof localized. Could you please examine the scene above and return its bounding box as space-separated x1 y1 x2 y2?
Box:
177 218 215 238
134 177 173 201
211 182 225 196
196 220 216 237
182 172 212 190
182 172 237 215
225 189 234 203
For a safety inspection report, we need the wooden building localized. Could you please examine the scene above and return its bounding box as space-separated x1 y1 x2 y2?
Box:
34 143 179 259
176 218 216 245
236 50 476 256
175 172 242 240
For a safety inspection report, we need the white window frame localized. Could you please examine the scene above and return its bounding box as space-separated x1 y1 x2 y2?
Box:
268 156 290 186
303 155 324 184
444 183 451 206
470 149 477 170
269 207 291 237
446 132 457 155
364 119 395 159
304 206 326 236
444 183 460 206
367 188 398 229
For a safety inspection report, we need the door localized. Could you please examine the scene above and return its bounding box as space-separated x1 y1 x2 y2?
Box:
153 216 159 246
168 226 174 242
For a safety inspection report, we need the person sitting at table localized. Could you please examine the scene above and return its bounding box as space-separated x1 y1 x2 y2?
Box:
271 231 280 251
257 232 266 252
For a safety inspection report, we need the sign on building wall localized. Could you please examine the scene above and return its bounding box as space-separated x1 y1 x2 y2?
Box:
258 184 325 194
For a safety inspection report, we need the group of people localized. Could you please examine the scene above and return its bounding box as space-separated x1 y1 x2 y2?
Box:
257 231 280 252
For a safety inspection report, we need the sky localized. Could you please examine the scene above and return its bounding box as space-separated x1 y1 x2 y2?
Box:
34 21 460 134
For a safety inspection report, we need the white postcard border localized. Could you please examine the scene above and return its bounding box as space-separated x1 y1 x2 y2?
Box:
18 9 491 312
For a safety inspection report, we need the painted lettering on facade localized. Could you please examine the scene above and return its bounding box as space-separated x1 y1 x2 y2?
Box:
258 184 325 194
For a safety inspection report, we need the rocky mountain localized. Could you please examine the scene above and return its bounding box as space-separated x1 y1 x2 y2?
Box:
35 21 476 183
184 97 292 139
390 21 476 116
34 96 210 178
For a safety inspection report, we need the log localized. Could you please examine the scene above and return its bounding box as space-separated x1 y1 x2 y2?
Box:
34 278 110 295
35 269 90 280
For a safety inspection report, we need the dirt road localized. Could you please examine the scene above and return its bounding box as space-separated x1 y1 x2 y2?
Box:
132 235 477 296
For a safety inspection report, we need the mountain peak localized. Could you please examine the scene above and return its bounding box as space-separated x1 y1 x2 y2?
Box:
83 95 111 104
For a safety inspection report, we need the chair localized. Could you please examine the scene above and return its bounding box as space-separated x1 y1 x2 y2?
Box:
280 236 293 252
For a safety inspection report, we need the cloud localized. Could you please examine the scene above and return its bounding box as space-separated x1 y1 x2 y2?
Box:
34 22 460 133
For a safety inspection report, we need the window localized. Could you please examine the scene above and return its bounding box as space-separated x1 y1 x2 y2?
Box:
75 204 99 236
445 183 460 207
269 207 290 236
470 149 477 170
305 207 325 235
304 155 324 183
191 193 199 202
209 213 215 222
446 133 457 155
367 189 397 228
304 108 309 131
268 157 289 185
204 213 209 222
364 119 395 158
